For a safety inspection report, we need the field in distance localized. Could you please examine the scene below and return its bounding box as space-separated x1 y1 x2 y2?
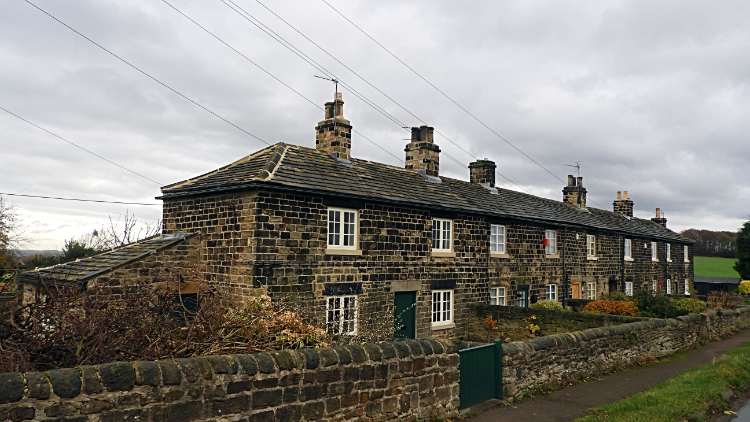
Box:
694 256 740 278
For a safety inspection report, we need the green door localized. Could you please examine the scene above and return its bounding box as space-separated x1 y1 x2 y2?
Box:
394 291 416 339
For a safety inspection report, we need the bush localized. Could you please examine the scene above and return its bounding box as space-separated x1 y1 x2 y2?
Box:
740 280 750 294
601 291 631 302
633 289 687 318
530 300 564 311
0 283 327 373
673 297 707 314
582 300 639 316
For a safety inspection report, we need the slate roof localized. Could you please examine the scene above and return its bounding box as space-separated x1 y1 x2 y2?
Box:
694 276 741 285
19 233 194 286
159 143 689 243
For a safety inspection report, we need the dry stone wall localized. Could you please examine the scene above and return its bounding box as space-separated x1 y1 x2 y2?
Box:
501 306 750 401
0 339 458 422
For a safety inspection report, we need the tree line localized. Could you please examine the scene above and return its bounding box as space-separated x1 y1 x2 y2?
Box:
680 229 737 258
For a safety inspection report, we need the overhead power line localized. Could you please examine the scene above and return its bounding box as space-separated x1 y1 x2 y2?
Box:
0 193 160 206
206 0 529 193
160 0 404 164
220 0 528 193
24 0 270 149
318 1 565 183
0 106 162 185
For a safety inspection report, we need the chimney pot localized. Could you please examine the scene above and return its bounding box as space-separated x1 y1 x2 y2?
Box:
315 93 352 161
563 175 587 207
613 190 634 217
651 207 667 228
469 159 496 187
405 125 440 177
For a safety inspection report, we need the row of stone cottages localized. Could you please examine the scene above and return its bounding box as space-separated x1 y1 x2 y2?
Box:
21 94 693 340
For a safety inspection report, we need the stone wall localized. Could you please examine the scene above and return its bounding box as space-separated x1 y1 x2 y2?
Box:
501 306 750 401
0 339 459 422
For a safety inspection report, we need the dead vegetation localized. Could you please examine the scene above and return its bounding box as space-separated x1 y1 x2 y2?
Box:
0 281 327 373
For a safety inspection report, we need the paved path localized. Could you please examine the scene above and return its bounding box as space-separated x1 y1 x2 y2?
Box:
467 329 750 422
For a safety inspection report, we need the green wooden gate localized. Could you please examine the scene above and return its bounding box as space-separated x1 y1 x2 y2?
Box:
458 339 503 409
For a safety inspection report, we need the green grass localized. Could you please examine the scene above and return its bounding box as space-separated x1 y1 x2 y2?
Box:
575 342 750 422
694 256 741 278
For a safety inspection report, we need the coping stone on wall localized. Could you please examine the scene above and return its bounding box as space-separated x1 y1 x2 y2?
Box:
48 368 82 398
299 348 320 369
0 373 24 404
26 372 50 400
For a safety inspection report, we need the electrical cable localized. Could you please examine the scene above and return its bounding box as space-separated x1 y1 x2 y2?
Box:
0 192 160 206
24 0 270 149
217 0 529 193
317 1 569 186
0 106 162 186
201 0 530 193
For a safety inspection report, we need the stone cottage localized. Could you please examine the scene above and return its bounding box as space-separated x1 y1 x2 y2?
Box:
21 93 693 340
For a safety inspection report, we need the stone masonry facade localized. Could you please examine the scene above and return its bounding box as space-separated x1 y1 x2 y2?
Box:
0 339 458 422
150 92 695 342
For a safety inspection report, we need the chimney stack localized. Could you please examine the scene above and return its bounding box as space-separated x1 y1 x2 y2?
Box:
315 92 352 161
613 190 634 217
469 159 496 187
562 175 587 208
405 125 440 177
651 208 667 228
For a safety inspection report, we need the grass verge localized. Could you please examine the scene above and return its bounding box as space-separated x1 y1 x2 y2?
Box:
575 341 750 422
694 256 741 278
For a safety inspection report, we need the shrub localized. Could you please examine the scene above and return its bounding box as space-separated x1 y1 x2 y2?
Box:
740 280 750 294
601 291 631 302
673 297 707 314
582 300 638 316
530 300 564 311
633 289 687 318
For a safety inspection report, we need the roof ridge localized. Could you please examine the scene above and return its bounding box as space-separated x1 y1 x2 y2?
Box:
161 143 284 192
256 143 288 181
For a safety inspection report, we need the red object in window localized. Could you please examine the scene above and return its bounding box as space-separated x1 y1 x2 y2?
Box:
542 238 550 246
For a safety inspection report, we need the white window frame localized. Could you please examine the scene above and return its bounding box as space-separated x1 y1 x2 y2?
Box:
624 239 633 261
652 280 658 292
666 279 672 295
432 218 453 252
666 244 672 262
490 224 506 254
586 282 596 300
586 235 597 259
431 290 453 326
651 242 658 261
684 279 690 295
545 230 557 255
625 281 633 296
327 207 358 250
490 287 505 306
326 295 358 335
545 284 557 301
684 245 690 263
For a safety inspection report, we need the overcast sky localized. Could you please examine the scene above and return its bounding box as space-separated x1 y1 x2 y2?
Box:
2 0 749 250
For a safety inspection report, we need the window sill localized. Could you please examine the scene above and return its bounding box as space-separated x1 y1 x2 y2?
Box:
652 259 659 262
545 254 560 259
624 257 634 262
666 259 672 263
490 253 510 258
587 256 598 261
325 249 363 256
431 251 456 258
431 323 455 331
